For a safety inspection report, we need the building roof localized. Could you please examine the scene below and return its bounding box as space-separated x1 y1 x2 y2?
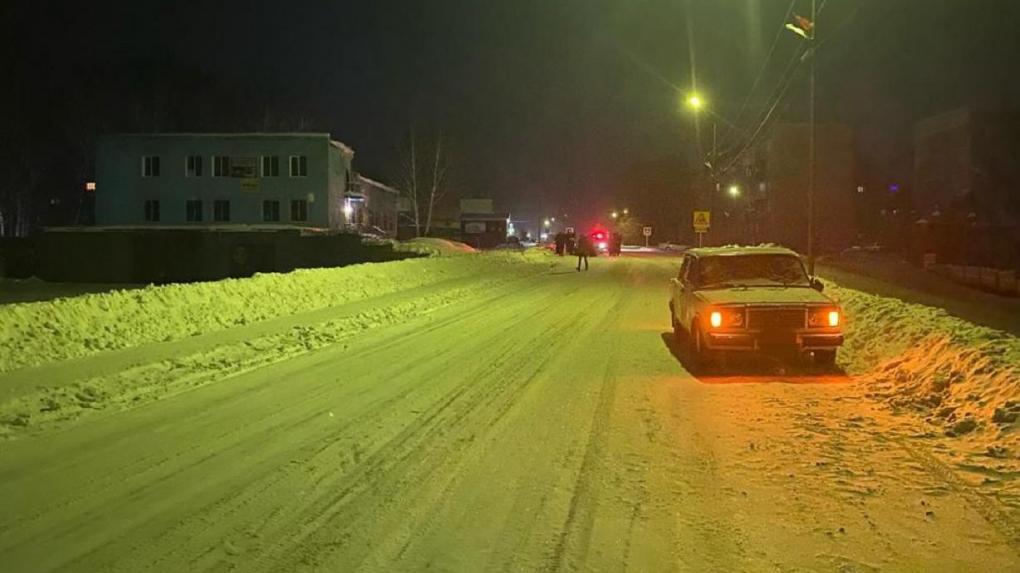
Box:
461 212 510 222
687 245 800 257
356 174 399 195
101 132 356 155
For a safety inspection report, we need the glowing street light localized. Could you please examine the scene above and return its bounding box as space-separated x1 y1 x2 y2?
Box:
728 185 741 198
543 218 551 228
622 208 628 215
611 211 619 219
686 94 705 111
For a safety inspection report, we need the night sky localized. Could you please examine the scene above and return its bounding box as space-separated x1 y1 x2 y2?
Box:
6 0 1020 225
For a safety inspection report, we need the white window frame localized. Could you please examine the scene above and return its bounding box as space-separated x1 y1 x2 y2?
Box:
261 155 279 177
289 155 307 177
212 155 230 178
142 155 159 178
185 155 202 177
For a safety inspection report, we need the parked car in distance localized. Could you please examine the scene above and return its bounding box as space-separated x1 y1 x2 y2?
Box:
668 246 844 369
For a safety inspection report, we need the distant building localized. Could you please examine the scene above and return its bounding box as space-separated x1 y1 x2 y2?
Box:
96 133 355 230
762 123 856 253
459 198 509 249
348 175 399 237
914 108 1020 225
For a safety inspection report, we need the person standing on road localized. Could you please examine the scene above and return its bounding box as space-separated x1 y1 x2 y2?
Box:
554 232 566 256
576 233 593 271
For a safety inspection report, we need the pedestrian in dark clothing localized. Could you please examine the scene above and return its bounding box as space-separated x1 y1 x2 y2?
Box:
576 234 594 271
554 232 566 256
566 233 576 255
611 232 623 256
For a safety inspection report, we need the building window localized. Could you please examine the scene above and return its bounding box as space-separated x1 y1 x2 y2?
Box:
289 155 307 177
186 200 203 222
213 156 231 177
142 156 160 177
186 155 203 177
262 155 280 177
213 200 231 222
144 200 160 222
263 200 280 222
290 199 308 222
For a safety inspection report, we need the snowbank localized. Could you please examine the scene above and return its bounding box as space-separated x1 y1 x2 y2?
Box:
396 238 478 256
828 282 1020 452
0 252 546 373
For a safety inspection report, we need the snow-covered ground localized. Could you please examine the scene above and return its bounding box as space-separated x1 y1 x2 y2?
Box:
0 250 1017 571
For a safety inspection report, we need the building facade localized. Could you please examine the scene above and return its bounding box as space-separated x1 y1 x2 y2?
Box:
96 133 355 229
914 108 1020 225
347 175 399 237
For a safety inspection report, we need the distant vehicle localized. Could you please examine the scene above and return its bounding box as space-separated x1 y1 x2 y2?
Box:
668 246 844 369
495 236 525 250
658 242 689 252
590 229 609 254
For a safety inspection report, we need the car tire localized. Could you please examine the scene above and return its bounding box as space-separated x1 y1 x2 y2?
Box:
813 349 837 368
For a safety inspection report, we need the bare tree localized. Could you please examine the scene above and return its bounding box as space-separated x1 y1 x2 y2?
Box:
397 127 450 237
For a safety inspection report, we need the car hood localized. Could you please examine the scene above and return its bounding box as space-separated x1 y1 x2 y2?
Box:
694 287 834 306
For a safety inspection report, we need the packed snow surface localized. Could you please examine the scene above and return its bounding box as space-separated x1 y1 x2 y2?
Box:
0 250 1017 572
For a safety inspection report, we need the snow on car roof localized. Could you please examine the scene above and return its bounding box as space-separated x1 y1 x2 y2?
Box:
687 245 801 257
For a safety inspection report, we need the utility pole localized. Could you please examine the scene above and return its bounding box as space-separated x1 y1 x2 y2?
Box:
807 0 817 274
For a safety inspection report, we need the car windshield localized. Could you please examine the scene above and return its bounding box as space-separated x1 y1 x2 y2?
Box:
697 254 810 288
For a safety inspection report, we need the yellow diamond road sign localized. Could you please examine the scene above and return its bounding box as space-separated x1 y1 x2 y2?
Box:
693 210 710 232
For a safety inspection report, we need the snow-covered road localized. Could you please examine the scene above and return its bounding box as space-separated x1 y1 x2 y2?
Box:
1 254 1018 572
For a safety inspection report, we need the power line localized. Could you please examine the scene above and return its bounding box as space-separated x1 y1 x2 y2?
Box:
729 0 798 138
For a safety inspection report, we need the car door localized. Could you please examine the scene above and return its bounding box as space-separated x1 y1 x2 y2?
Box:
678 256 698 330
672 255 692 328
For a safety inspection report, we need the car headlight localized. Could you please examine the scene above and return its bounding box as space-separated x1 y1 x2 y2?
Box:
710 311 723 328
708 309 744 329
809 308 840 327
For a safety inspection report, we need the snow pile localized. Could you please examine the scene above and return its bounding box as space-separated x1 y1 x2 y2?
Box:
0 252 546 373
396 238 477 256
828 282 1020 454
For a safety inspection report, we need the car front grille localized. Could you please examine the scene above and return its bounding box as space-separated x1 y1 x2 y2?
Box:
747 307 806 329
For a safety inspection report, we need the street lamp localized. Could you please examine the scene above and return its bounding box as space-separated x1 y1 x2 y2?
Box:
686 93 704 111
611 211 618 219
728 185 740 198
622 208 628 215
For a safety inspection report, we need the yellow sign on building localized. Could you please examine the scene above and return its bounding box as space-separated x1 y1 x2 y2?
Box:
239 178 259 192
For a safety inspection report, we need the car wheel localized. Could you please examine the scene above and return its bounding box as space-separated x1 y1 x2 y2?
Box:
813 349 837 368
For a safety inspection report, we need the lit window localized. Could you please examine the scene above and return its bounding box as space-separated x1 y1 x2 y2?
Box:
261 156 280 177
213 156 231 177
144 200 160 222
289 155 307 177
142 156 160 177
214 200 231 222
263 200 280 222
186 155 203 177
290 199 308 222
186 200 203 222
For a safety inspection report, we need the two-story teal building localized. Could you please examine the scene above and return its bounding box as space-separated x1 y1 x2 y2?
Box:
96 133 356 230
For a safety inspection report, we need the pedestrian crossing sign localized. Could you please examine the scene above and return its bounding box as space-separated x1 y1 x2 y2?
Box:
693 211 710 232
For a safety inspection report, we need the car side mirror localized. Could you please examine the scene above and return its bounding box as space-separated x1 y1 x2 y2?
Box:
810 277 824 292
